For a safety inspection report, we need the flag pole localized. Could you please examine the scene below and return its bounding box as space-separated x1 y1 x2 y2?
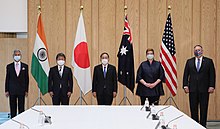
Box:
73 5 88 105
123 5 127 105
32 4 47 106
118 5 132 105
163 5 178 109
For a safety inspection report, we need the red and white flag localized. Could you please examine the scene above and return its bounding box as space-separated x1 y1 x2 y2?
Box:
160 13 177 96
72 12 92 95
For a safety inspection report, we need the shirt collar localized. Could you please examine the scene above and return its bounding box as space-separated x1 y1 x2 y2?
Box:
58 65 64 69
14 61 21 66
102 64 108 69
195 56 203 61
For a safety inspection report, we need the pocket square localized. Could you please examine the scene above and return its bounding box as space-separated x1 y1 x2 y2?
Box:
22 67 25 70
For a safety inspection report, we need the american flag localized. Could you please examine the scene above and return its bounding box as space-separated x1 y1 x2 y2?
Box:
160 13 177 96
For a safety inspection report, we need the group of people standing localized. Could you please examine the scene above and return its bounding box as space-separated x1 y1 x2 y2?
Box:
5 44 215 128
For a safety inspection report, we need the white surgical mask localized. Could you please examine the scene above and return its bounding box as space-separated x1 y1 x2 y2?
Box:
101 59 108 65
57 60 65 66
147 54 154 60
14 56 21 62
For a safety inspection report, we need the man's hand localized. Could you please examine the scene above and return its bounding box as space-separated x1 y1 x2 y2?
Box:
67 92 72 97
184 86 189 93
113 92 117 98
208 87 215 93
5 92 9 97
25 92 28 97
93 92 97 98
49 92 54 97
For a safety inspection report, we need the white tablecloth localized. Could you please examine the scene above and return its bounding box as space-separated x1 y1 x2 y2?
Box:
0 105 205 129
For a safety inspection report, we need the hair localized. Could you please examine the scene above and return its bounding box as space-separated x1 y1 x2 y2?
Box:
194 45 203 49
56 53 66 60
146 48 154 55
13 49 21 56
100 52 109 58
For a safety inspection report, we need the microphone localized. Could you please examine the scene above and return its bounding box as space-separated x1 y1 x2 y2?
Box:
140 98 151 111
154 121 161 129
146 100 161 119
31 107 52 124
152 105 171 120
11 118 30 129
161 114 184 129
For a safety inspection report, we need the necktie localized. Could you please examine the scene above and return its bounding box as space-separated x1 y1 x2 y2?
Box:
104 67 106 78
196 58 200 72
59 66 62 77
15 63 19 76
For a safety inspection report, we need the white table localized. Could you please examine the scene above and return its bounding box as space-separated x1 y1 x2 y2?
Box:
0 105 205 129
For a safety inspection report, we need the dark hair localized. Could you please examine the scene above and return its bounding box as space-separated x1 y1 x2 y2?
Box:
13 49 21 56
194 45 203 49
100 52 109 58
146 48 154 55
56 53 66 60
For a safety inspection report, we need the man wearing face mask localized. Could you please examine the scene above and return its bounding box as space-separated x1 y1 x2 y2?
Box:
92 52 118 105
136 48 165 105
183 45 215 128
48 53 73 105
5 49 29 118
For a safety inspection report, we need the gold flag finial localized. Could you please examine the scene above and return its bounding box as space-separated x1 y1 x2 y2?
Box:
168 5 171 11
37 5 41 14
124 5 128 10
80 6 84 10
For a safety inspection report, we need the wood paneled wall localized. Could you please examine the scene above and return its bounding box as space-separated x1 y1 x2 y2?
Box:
0 0 220 120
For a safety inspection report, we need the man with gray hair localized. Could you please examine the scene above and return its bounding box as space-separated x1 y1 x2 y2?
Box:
5 49 29 118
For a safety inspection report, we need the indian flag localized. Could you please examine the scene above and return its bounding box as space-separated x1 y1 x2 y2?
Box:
31 13 50 95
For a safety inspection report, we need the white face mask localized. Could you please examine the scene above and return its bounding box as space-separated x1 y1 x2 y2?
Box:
147 54 154 60
101 59 108 65
57 60 65 66
14 56 21 62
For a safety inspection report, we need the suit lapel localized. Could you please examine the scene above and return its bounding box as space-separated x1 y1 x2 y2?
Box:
99 65 105 79
199 57 205 72
55 65 62 78
12 63 17 77
62 66 66 78
192 57 197 72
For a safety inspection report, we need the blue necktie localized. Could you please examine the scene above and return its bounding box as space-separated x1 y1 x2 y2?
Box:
104 67 106 78
196 58 200 72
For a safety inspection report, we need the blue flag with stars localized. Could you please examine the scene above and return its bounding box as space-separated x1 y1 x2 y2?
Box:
117 15 135 93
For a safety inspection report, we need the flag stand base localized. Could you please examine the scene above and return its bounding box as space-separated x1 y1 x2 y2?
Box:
74 91 88 105
33 97 47 106
74 97 88 105
119 86 132 105
163 93 179 109
32 88 47 106
119 96 132 105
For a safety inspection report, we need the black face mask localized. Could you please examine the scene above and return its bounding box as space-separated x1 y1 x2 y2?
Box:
194 50 202 57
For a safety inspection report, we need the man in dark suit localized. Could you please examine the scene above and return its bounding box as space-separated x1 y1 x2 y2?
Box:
92 52 118 105
48 53 73 105
5 49 29 118
183 45 215 128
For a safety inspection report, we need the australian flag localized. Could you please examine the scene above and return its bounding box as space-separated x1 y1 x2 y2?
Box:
117 15 135 93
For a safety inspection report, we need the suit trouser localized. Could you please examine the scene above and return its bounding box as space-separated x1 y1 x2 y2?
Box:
9 95 25 118
97 89 113 105
52 93 70 105
189 92 209 128
140 96 160 105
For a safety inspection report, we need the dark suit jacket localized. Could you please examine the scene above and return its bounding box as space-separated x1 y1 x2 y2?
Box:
5 62 29 95
136 60 165 97
48 65 73 96
183 56 215 92
92 64 118 96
